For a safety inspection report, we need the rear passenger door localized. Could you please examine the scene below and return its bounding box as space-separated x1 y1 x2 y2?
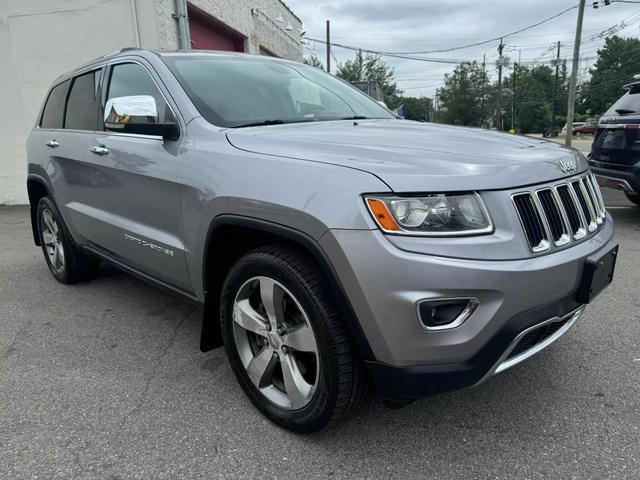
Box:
73 60 190 291
36 71 101 241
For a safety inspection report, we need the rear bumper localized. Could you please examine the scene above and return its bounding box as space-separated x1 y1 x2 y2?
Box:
588 161 640 194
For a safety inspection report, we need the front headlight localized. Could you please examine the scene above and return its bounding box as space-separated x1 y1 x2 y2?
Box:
365 192 493 236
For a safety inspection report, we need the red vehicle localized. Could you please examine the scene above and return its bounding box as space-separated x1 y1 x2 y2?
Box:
572 122 597 135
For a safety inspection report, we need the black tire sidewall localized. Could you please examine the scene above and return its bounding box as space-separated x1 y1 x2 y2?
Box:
220 251 340 433
36 197 71 283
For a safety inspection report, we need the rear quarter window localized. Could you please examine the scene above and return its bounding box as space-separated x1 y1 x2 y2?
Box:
40 80 70 129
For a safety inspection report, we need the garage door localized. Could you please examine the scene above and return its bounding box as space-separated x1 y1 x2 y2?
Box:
188 4 244 51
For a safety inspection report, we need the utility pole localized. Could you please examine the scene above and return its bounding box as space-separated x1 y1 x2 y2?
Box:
497 38 504 131
511 50 520 131
481 53 486 122
566 0 586 147
551 41 561 135
326 20 331 74
512 62 516 131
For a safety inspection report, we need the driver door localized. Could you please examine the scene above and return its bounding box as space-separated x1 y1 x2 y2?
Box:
70 60 191 292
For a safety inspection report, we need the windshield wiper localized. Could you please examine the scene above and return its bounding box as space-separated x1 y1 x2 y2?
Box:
338 116 370 120
232 120 287 128
232 118 320 128
615 108 635 115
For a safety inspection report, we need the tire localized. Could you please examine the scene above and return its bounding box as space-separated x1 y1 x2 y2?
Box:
36 196 98 284
220 246 368 433
625 192 640 206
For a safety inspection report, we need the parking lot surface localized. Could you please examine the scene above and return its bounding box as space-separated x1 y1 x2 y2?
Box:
1 190 639 479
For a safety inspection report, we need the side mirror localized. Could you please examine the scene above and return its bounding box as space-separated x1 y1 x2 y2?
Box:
104 95 179 140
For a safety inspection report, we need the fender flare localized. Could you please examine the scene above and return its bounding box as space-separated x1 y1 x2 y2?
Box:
200 214 375 361
26 174 53 246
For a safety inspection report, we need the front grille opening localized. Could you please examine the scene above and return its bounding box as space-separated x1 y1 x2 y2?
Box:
557 185 582 235
507 318 570 360
572 181 595 225
513 193 549 252
537 189 566 243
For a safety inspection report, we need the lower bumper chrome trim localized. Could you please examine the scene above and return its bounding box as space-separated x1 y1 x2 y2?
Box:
476 307 584 386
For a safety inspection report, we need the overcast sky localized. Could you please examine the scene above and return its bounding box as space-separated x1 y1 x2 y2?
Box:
285 0 640 98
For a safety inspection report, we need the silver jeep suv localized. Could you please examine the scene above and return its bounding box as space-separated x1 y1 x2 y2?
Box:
27 49 617 433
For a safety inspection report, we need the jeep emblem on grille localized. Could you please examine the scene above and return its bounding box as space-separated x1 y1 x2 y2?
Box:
559 159 577 173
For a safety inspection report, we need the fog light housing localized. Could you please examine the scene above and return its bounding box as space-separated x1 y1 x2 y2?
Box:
418 298 479 331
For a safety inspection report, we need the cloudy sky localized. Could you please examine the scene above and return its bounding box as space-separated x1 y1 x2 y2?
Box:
285 0 640 98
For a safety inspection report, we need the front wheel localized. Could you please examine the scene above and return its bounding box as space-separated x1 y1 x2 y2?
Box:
625 192 640 206
220 246 368 433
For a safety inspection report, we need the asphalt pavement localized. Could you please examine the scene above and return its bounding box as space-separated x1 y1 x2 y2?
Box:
1 192 639 479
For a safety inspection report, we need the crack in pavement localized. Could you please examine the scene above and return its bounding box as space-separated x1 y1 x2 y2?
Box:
117 308 197 429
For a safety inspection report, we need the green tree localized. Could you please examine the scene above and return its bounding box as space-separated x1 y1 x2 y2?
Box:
583 36 640 115
435 61 489 127
391 96 433 121
505 64 558 133
335 50 401 103
303 55 324 70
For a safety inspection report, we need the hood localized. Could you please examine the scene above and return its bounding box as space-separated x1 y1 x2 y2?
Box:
226 119 587 192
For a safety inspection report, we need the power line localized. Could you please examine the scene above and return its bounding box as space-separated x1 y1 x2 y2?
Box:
308 5 579 56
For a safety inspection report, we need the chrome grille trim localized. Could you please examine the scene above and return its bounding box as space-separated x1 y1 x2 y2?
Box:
572 180 597 232
512 172 606 253
535 188 571 247
512 193 550 252
587 173 606 220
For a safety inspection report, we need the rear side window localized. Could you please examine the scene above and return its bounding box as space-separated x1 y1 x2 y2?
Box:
65 70 102 130
604 85 640 116
40 80 70 129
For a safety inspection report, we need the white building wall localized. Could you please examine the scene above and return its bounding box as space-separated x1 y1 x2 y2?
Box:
0 0 178 204
188 0 303 60
0 0 302 204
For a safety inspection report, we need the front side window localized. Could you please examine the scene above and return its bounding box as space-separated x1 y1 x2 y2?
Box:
105 63 173 126
40 80 70 129
162 55 394 128
65 70 101 130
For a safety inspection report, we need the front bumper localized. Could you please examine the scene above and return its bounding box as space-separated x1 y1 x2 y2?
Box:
319 217 615 398
365 303 584 399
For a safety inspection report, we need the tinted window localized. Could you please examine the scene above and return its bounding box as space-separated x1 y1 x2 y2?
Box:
163 56 394 128
604 85 640 116
106 63 172 125
40 80 70 129
65 70 101 130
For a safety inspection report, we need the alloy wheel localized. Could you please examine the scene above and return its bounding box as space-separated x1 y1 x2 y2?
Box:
41 209 65 273
232 276 319 410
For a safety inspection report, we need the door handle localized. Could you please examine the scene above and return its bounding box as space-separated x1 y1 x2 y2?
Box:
90 146 110 156
46 140 59 148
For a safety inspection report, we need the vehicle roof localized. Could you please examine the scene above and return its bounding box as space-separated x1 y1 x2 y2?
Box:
52 48 302 84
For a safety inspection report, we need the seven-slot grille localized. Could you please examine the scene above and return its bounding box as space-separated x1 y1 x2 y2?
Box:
512 172 606 253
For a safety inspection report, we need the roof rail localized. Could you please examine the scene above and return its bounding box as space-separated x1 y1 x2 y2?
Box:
102 47 140 58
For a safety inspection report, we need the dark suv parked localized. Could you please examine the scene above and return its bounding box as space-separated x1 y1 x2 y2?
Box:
589 81 640 206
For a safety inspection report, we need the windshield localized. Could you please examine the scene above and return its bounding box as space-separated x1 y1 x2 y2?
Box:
162 55 395 128
604 84 640 116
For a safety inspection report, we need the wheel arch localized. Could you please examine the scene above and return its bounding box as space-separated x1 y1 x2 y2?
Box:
200 215 374 361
